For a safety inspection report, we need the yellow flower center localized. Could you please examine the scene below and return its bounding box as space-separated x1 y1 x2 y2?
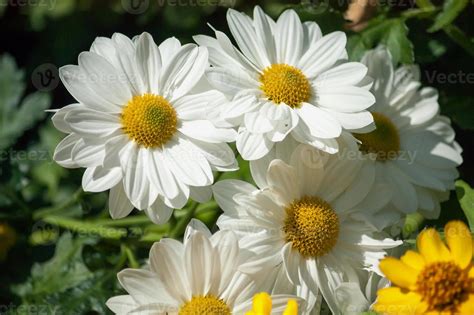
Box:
283 196 339 258
179 295 231 315
353 112 400 161
260 64 311 108
416 261 474 312
121 93 177 148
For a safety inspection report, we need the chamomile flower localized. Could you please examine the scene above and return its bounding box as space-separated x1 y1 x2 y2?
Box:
106 220 302 314
194 6 375 160
52 32 237 224
212 146 401 314
374 220 474 314
351 47 463 226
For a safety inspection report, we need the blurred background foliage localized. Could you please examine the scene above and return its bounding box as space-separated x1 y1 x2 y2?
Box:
0 0 473 313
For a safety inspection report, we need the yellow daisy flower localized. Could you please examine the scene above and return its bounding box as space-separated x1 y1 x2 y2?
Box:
246 292 298 315
374 220 474 314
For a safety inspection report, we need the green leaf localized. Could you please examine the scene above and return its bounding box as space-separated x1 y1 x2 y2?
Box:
12 233 119 314
429 0 469 32
441 95 474 130
456 180 474 229
0 54 51 150
348 18 414 64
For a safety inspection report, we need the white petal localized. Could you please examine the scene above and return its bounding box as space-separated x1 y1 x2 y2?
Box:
236 128 273 160
78 51 132 104
159 37 181 66
123 146 157 209
205 67 258 95
227 9 270 68
302 21 322 50
315 62 368 87
162 44 208 101
117 269 174 304
328 110 375 131
275 9 303 65
282 243 301 285
111 33 147 94
59 65 123 113
65 107 121 137
162 138 213 187
71 138 106 168
296 103 342 138
253 6 276 63
109 182 134 219
244 111 273 134
146 149 179 200
53 134 80 168
51 104 81 133
267 159 300 202
149 241 190 302
174 90 225 120
145 199 173 224
212 179 257 215
135 32 162 94
317 86 375 112
179 120 237 143
82 166 122 192
184 231 216 295
190 186 212 203
298 32 347 79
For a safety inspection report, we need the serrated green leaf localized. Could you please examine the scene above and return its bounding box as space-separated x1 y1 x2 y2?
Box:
12 233 118 314
456 180 474 229
348 18 414 64
429 0 469 32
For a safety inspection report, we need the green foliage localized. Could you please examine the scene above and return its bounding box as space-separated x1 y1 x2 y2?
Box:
429 0 469 32
0 55 51 150
25 0 76 31
348 18 414 65
0 0 473 314
441 95 474 130
456 180 474 229
12 233 119 314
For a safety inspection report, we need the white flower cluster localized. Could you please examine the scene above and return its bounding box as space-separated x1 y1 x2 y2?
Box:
51 6 462 315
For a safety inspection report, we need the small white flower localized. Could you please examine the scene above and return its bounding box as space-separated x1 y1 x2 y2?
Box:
349 47 463 227
106 220 303 314
194 6 375 160
212 145 401 314
52 32 237 223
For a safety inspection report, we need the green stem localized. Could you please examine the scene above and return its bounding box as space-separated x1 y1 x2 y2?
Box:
41 215 127 239
168 201 200 239
415 0 474 57
402 212 425 238
94 215 151 226
123 244 140 268
401 7 438 19
442 25 474 57
34 187 84 220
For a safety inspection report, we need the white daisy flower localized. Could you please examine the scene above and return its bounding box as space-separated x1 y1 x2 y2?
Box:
212 145 401 314
349 47 463 226
194 6 376 160
52 32 237 224
106 219 303 314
